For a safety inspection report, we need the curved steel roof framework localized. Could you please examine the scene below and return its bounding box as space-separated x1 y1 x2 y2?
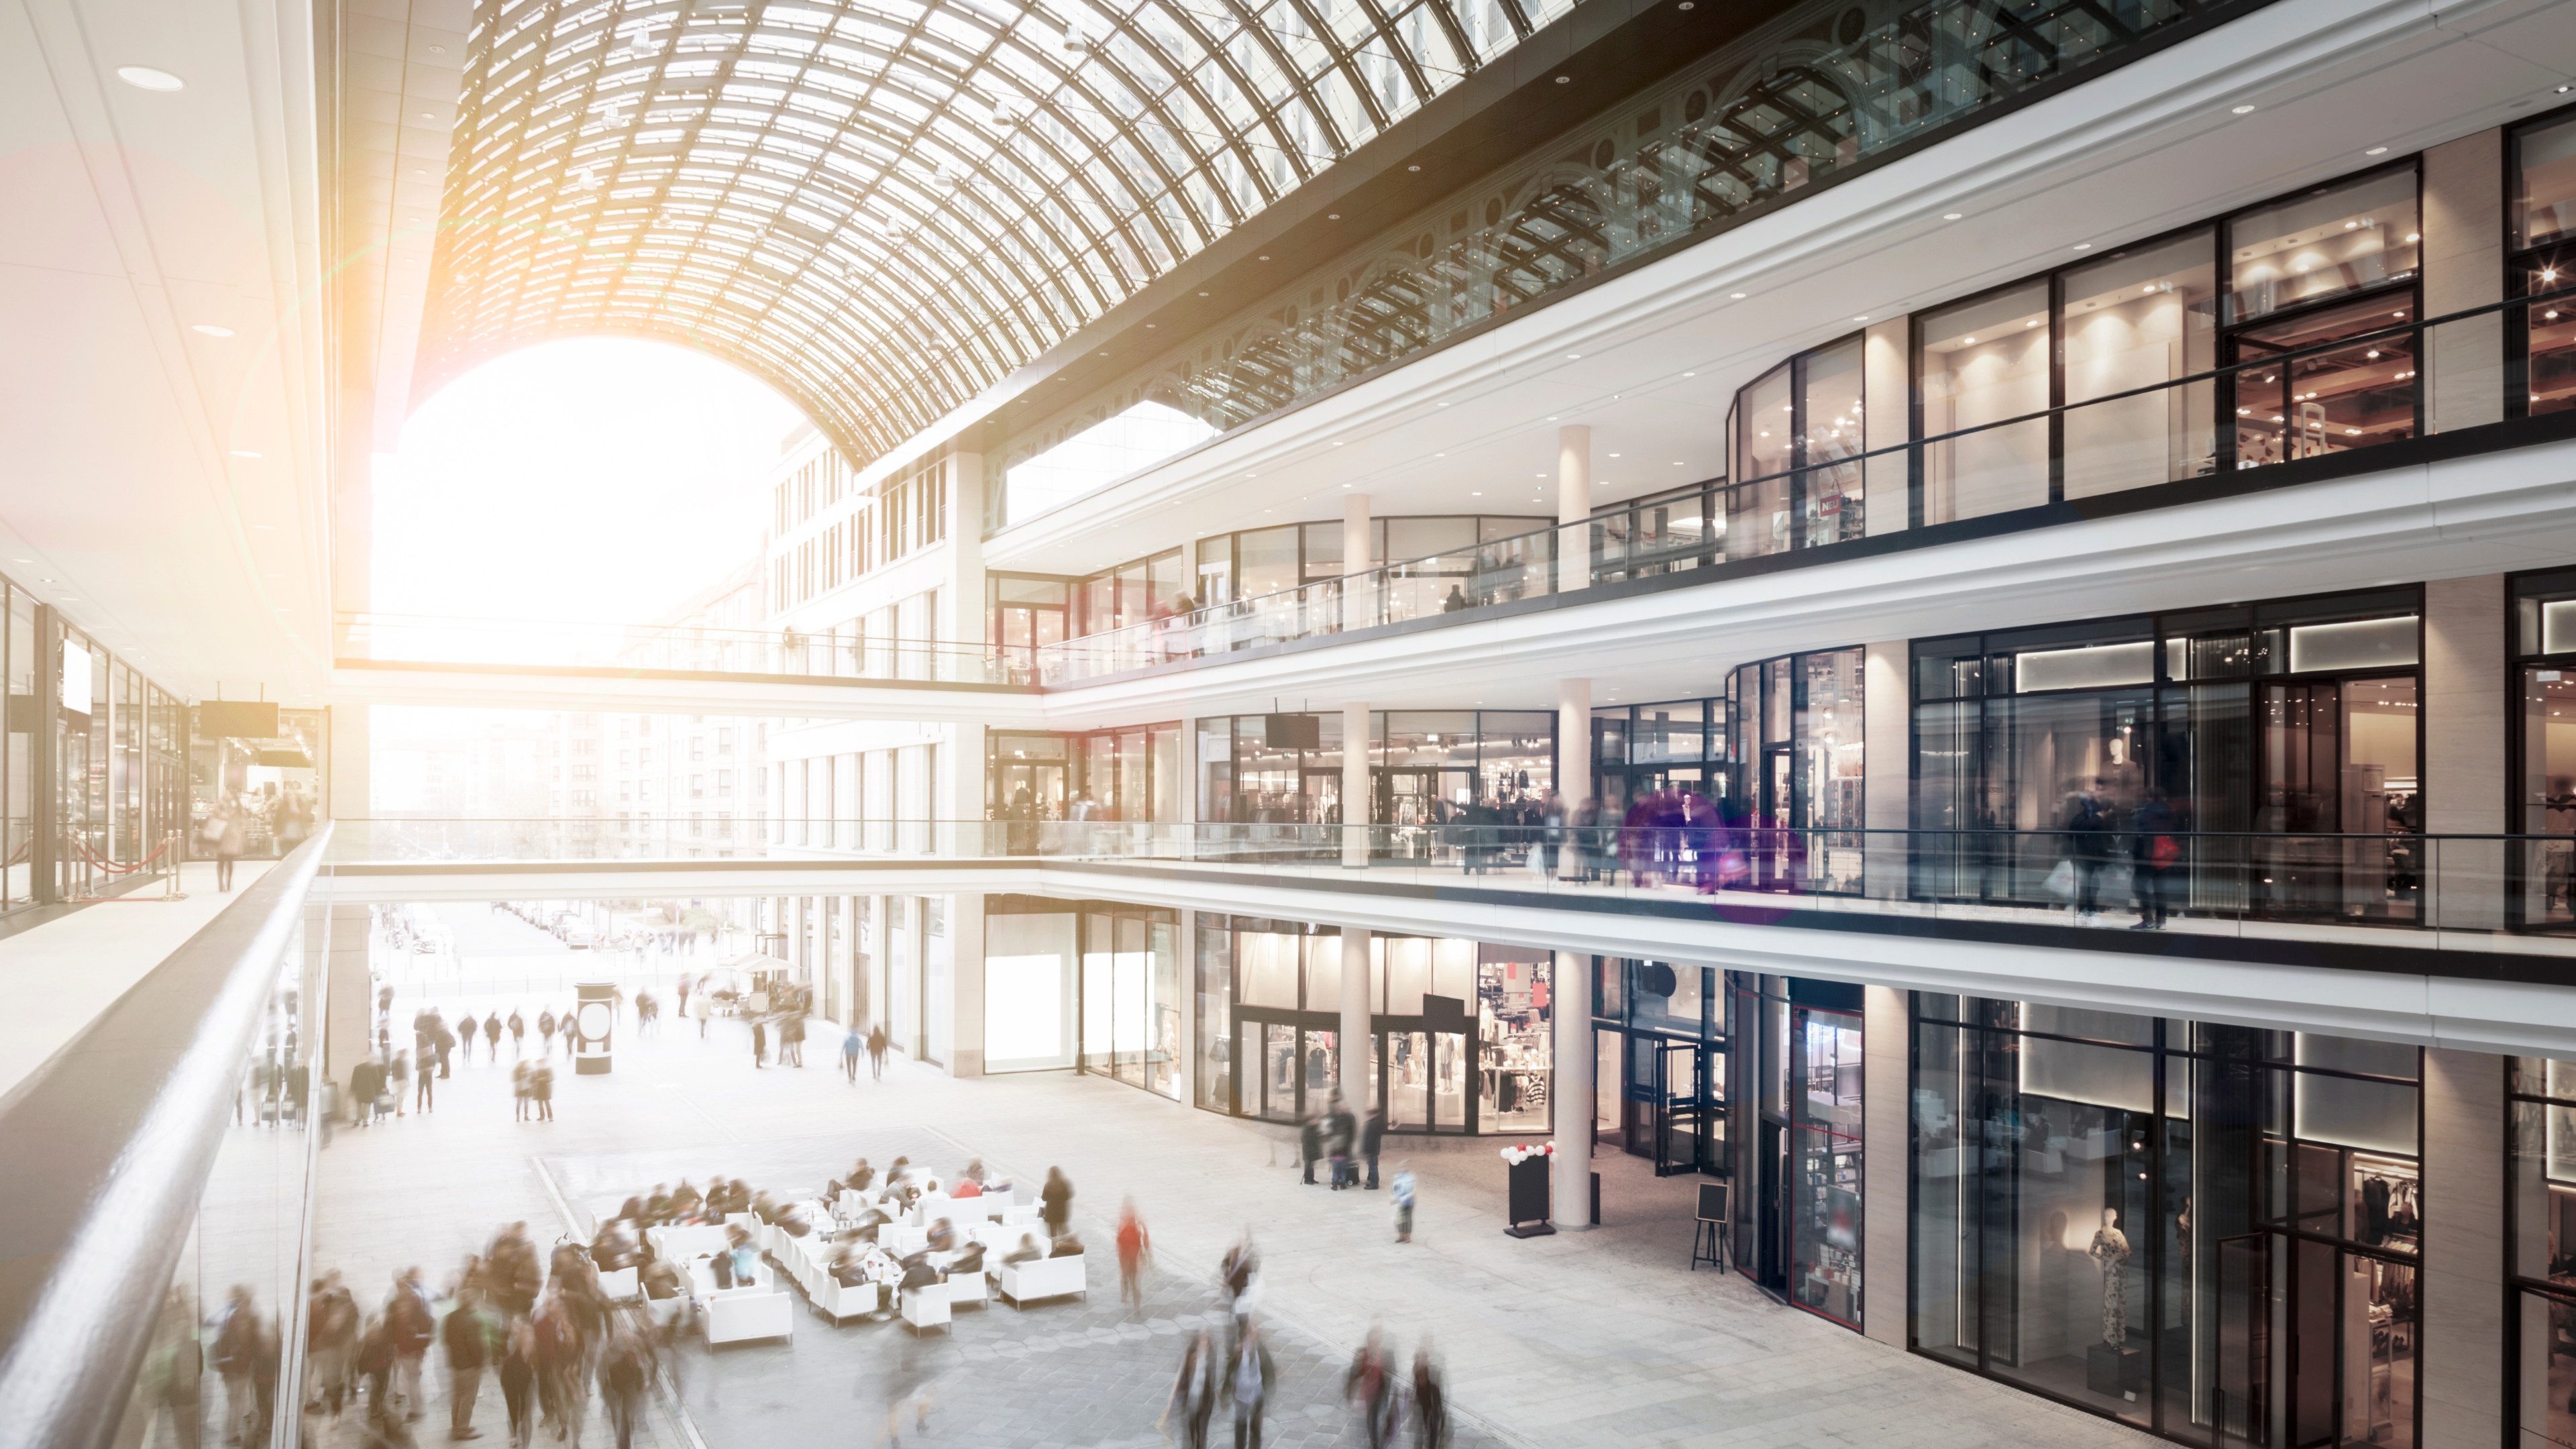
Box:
417 0 1582 464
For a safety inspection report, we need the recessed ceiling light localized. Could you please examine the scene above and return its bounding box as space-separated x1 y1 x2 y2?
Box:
1729 291 1746 299
229 449 262 459
1942 212 1964 221
1434 452 1446 458
1327 213 1340 220
1682 371 1696 378
419 111 436 121
191 323 235 337
2231 104 2256 115
1608 452 1621 458
1406 164 1420 172
116 66 185 91
2365 146 2388 156
1853 315 1869 322
37 578 54 584
1554 75 1570 85
2072 242 2092 251
1565 353 1580 360
1197 290 1208 297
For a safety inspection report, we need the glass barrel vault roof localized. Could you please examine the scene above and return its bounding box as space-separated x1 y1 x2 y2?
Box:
415 0 1582 464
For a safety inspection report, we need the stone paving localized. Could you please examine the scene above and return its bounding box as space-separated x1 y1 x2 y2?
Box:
305 901 2155 1449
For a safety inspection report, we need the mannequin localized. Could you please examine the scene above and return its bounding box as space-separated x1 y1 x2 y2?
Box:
2088 1207 2133 1346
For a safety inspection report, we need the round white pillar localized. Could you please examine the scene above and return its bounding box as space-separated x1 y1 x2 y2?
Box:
1552 947 1594 1228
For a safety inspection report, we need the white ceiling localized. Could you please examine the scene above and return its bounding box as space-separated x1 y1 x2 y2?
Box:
0 0 336 702
983 0 2576 580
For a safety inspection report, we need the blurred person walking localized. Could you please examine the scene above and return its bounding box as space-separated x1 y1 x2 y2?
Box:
842 1022 864 1083
750 1015 768 1069
1161 1329 1218 1449
443 1287 494 1440
506 1010 525 1056
384 1269 435 1424
691 991 712 1040
1040 1167 1073 1240
308 1271 360 1418
456 1012 478 1065
530 1059 555 1122
210 1284 274 1446
1390 1164 1416 1244
1227 1320 1275 1449
1114 1199 1151 1311
597 1324 653 1449
211 798 246 892
867 1023 888 1079
1344 1326 1397 1449
1360 1105 1386 1189
497 1318 537 1449
511 1061 531 1122
1410 1342 1448 1449
483 1014 500 1058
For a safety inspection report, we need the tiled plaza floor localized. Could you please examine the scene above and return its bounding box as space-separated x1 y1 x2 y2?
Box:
305 902 2155 1449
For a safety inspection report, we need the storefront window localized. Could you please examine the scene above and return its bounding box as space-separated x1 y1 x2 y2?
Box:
1915 1001 2419 1447
1919 280 2051 523
2516 570 2576 928
1194 914 1234 1112
2062 231 2220 498
2224 168 2420 324
2515 113 2576 416
1729 335 1866 559
1195 916 1547 1134
2512 1056 2576 1442
983 898 1077 1073
1477 947 1550 1132
1791 1004 1864 1328
1912 590 2422 924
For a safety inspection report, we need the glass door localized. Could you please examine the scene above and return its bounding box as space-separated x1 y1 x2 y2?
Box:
1650 1038 1707 1176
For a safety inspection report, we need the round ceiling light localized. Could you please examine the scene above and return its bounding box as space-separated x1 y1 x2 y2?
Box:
116 66 185 91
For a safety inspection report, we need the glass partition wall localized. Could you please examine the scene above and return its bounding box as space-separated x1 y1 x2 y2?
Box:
1193 915 1552 1136
1913 997 2422 1448
2515 569 2576 928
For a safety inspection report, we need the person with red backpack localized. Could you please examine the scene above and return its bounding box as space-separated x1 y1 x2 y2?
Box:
2131 788 2182 930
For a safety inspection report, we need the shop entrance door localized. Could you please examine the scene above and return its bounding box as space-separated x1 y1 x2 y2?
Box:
2215 1233 2271 1449
1755 1118 1791 1298
1650 1039 1711 1176
1756 748 1796 888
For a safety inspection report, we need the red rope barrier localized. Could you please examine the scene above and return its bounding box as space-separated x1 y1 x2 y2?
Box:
66 834 173 875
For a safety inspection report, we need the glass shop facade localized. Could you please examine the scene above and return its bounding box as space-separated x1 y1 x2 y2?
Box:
1591 963 1866 1331
1195 710 1557 829
1912 588 2423 922
1587 647 1868 893
1193 915 1554 1136
982 896 1183 1099
1912 996 2423 1448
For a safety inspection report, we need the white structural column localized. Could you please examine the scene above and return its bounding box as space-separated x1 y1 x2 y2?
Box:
1862 320 1910 536
1862 642 1909 898
943 452 990 652
1340 925 1370 1112
1557 678 1589 878
1175 908 1199 1104
1342 700 1371 867
2420 1048 2503 1449
2424 576 2504 928
308 898 372 1118
329 706 370 820
1862 984 1909 1345
1556 425 1589 590
1553 947 1594 1227
2423 129 2504 433
1343 491 1375 629
949 892 985 1077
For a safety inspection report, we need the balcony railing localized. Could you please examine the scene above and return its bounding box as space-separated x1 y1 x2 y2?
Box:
1034 293 2565 684
326 818 2576 945
0 831 333 1449
333 612 1018 686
